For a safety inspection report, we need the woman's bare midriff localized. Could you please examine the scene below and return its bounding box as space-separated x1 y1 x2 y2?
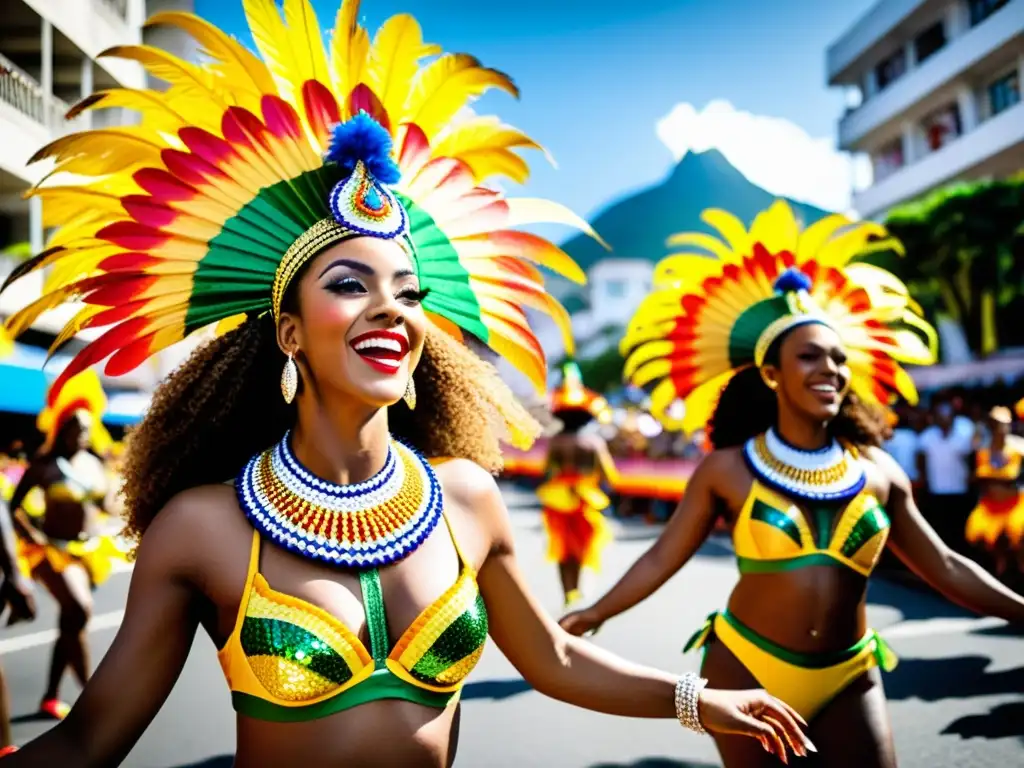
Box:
234 700 460 768
725 567 870 654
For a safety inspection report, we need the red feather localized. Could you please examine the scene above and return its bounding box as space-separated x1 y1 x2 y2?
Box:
47 316 150 404
347 84 390 132
96 221 169 252
133 168 198 202
299 82 340 146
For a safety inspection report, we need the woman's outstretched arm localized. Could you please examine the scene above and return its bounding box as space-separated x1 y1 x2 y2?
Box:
6 495 212 767
874 448 1024 624
448 460 813 761
560 451 727 635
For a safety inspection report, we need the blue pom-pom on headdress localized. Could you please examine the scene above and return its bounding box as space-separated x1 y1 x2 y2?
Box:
773 267 813 295
326 112 401 185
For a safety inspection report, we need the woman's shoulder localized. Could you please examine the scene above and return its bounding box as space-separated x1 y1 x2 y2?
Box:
432 458 500 505
140 484 248 556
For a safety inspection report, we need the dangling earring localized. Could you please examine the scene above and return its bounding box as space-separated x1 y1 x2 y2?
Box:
403 376 417 410
281 351 298 404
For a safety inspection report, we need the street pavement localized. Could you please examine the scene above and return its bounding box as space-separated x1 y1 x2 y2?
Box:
3 483 1023 767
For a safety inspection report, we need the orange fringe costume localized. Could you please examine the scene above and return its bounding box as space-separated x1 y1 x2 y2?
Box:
538 362 616 572
965 418 1024 550
15 370 127 587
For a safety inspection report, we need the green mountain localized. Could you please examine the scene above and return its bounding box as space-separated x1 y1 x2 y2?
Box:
561 149 832 272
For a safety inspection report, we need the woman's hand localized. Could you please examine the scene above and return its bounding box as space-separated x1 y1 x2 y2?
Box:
699 687 814 764
2 574 37 626
558 607 603 636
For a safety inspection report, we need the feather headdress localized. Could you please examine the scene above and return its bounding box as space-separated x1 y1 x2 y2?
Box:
621 201 937 433
37 369 113 455
550 360 612 425
1 0 595 404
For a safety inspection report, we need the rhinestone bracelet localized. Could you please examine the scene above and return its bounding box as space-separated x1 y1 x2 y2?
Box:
674 672 708 734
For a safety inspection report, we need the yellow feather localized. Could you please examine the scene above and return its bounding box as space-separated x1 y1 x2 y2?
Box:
406 53 518 140
31 130 164 180
66 89 190 135
367 14 441 127
100 45 224 105
680 369 739 435
243 0 302 106
432 117 544 184
651 378 683 431
623 340 673 380
283 0 331 89
504 199 609 250
701 208 750 254
795 213 850 263
329 0 369 105
816 221 889 267
652 254 721 289
664 232 736 262
145 11 277 98
748 199 799 255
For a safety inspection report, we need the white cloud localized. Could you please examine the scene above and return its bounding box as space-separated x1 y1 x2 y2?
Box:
655 99 871 216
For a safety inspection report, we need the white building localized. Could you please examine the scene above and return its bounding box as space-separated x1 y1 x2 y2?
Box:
0 1 201 394
828 0 1024 219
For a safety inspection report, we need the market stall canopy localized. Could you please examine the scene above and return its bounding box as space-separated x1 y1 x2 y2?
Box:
0 341 148 425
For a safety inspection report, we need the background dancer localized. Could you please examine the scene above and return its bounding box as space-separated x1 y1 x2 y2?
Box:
562 201 1024 768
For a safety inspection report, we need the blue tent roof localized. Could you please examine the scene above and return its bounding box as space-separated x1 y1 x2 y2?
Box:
0 343 146 426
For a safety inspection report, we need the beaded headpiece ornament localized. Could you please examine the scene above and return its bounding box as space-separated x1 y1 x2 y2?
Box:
1 0 598 409
622 200 938 433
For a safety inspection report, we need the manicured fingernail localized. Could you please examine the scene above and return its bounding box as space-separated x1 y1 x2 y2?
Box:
804 739 817 753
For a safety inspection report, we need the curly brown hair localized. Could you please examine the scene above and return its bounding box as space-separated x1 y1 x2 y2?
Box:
120 308 539 545
706 332 887 451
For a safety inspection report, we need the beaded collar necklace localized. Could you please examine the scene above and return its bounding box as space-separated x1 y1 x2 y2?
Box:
743 428 865 502
236 432 443 568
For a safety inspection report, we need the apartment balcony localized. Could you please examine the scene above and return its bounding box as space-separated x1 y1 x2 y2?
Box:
828 0 932 84
853 98 1024 217
839 0 1024 149
16 0 145 88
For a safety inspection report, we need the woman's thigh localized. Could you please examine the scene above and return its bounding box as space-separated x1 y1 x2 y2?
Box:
701 639 788 768
809 666 897 768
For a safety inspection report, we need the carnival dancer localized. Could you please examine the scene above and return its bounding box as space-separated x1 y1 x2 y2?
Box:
0 3 810 764
964 406 1024 576
0 496 36 756
6 370 126 721
562 201 1024 768
538 360 616 607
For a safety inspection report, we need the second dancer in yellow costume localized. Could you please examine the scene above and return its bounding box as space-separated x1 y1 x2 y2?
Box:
562 201 1024 767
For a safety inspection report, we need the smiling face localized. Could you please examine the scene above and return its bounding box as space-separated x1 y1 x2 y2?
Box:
762 322 850 423
277 236 427 409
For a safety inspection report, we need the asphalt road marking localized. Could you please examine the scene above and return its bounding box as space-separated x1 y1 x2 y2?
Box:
881 615 1007 640
0 610 125 655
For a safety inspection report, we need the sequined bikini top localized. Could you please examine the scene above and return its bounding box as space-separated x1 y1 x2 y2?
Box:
732 479 890 578
218 514 488 722
976 447 1023 482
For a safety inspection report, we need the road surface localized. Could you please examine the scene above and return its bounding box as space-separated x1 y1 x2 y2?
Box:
3 483 1023 767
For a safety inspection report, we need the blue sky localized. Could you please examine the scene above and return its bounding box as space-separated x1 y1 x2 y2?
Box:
196 0 876 220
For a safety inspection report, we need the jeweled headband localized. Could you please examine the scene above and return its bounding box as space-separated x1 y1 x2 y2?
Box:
621 200 938 432
0 0 603 405
270 114 414 322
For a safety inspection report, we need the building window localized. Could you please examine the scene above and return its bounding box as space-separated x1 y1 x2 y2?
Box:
873 139 905 181
921 103 962 152
875 49 907 90
605 280 627 300
989 71 1021 117
914 22 946 64
970 0 1009 26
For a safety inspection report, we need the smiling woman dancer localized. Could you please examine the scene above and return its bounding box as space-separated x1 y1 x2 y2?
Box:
0 3 810 765
561 201 1024 768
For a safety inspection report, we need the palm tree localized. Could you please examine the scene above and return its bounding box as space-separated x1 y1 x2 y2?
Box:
875 178 1024 356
